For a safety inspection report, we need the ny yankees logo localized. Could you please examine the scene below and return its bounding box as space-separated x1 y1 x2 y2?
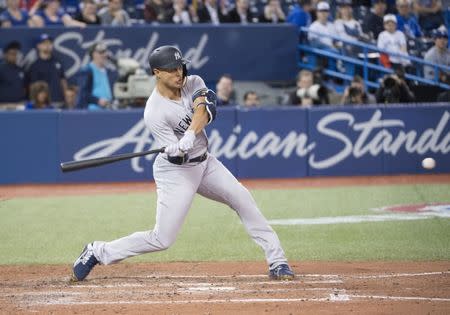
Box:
174 52 182 60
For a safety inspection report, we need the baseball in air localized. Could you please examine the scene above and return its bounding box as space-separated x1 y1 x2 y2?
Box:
422 157 436 170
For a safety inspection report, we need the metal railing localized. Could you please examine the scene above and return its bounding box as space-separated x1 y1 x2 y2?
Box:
299 27 450 90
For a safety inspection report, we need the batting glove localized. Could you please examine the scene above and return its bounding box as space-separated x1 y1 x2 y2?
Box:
178 130 196 152
164 143 180 156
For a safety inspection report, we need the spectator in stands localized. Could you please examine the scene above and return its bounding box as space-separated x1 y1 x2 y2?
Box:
308 2 340 72
193 0 229 24
376 68 415 103
287 69 329 106
396 0 423 39
74 0 101 25
77 42 113 110
25 81 53 109
27 33 67 106
377 14 411 70
63 84 78 109
308 2 337 49
30 0 86 27
0 41 26 105
335 0 366 43
287 0 312 38
226 0 258 24
216 74 235 106
362 0 387 41
424 26 450 81
242 91 260 107
259 0 285 23
99 0 131 26
144 0 173 23
0 0 35 27
413 0 444 34
170 0 192 24
340 75 376 104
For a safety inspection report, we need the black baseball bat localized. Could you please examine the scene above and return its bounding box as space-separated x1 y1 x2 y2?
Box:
60 147 165 173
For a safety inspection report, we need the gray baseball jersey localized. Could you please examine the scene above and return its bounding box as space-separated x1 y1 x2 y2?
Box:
91 75 288 269
144 75 208 159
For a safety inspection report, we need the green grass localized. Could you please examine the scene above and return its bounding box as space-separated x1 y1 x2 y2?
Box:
0 184 449 264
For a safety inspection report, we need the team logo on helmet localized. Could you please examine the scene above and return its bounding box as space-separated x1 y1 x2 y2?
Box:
174 52 182 60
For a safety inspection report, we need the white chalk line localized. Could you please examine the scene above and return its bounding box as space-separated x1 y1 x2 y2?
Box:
148 274 339 279
26 297 337 306
22 293 450 307
144 271 448 280
354 271 450 279
3 287 334 298
268 212 450 226
350 295 450 302
26 294 450 306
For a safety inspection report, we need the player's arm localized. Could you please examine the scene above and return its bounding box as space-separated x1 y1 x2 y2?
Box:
188 88 217 134
177 88 217 152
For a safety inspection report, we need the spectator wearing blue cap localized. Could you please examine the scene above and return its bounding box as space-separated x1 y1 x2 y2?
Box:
424 27 450 81
0 41 26 106
26 33 68 106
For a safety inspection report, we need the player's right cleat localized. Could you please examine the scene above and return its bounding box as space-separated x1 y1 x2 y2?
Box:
71 243 98 282
269 263 295 280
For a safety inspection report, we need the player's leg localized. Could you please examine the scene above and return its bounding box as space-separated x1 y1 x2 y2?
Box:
197 155 293 279
93 162 204 264
72 158 205 281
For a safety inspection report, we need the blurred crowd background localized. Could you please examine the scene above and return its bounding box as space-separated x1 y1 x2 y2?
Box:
0 0 449 110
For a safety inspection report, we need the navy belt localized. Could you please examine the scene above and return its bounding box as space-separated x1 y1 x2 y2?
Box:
167 152 208 165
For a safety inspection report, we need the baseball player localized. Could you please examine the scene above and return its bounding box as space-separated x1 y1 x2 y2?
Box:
72 46 294 281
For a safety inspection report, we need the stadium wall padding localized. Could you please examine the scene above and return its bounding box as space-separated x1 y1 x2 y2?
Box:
0 25 298 82
1 104 449 184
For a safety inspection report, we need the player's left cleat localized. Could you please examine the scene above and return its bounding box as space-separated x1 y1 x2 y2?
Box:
71 243 98 282
269 263 295 280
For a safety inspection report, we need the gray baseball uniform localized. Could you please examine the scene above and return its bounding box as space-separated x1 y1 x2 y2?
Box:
91 75 288 268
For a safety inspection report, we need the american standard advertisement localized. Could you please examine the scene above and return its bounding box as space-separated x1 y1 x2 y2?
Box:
0 25 297 81
0 105 448 184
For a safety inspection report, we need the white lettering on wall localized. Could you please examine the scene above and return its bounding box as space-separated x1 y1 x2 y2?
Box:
21 31 210 77
73 111 450 173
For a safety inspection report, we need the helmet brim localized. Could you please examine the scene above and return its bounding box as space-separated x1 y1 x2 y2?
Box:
155 58 190 71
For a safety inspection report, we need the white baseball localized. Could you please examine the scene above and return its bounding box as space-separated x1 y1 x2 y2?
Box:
422 157 436 170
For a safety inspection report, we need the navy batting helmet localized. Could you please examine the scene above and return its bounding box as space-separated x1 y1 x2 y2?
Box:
148 46 189 74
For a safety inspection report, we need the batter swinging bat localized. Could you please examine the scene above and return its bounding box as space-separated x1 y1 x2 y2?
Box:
60 147 166 173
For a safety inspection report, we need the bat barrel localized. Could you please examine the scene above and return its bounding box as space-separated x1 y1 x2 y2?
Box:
60 148 165 173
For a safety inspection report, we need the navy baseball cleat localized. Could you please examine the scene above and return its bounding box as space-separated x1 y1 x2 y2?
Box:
269 263 295 280
71 243 98 282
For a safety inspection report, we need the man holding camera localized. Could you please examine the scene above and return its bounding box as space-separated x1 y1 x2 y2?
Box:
340 75 376 105
375 68 415 104
287 69 329 106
